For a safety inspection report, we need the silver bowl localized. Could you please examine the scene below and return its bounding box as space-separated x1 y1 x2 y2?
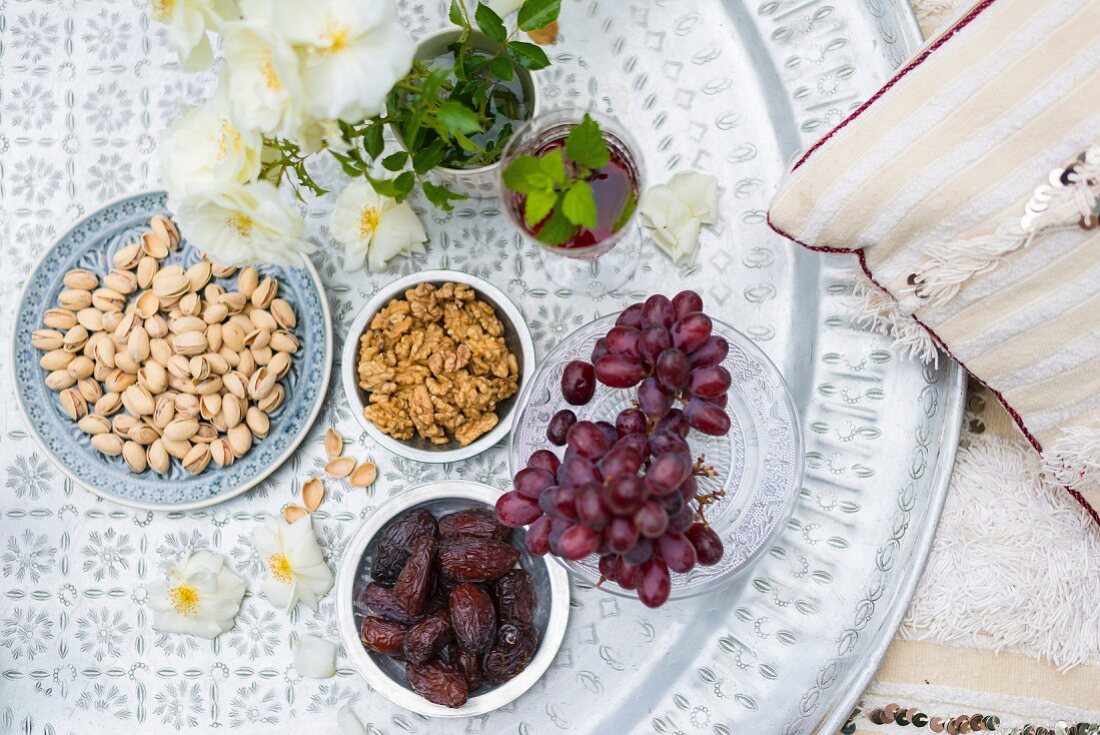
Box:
335 481 570 718
341 270 535 464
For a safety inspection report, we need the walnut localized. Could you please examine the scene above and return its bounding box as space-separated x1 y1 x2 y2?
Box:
357 283 520 447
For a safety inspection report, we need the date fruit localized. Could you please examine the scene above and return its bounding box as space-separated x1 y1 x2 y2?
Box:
360 582 422 625
371 509 438 585
406 660 469 708
448 583 496 654
403 611 453 665
438 537 520 583
393 536 436 616
360 616 407 658
493 570 536 624
450 644 483 690
483 622 540 685
438 508 510 541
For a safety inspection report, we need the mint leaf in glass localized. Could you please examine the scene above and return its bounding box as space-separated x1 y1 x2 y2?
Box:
537 209 580 246
562 180 598 228
565 114 610 171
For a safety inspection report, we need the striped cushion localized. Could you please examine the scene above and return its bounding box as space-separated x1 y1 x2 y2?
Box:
768 0 1100 521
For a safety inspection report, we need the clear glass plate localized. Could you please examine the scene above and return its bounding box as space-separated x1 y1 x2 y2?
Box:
508 313 803 599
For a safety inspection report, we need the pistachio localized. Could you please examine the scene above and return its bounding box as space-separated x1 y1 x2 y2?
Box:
121 385 155 416
103 269 138 295
59 388 89 420
218 346 241 369
249 309 278 332
189 355 211 381
45 369 76 391
163 438 193 460
141 230 169 258
186 261 213 293
325 456 355 479
40 349 74 371
59 288 93 310
152 395 176 429
95 392 123 416
164 418 199 442
210 438 236 467
91 433 125 457
270 330 299 354
349 462 378 489
270 299 297 330
245 406 270 438
202 302 229 325
76 308 104 332
268 351 292 380
247 368 276 400
137 362 168 394
237 267 259 298
218 292 247 314
211 263 237 279
257 384 285 413
205 352 229 375
112 243 143 270
113 351 141 375
175 393 200 419
152 268 189 300
129 423 161 446
113 312 137 343
169 315 206 334
64 269 99 290
221 394 242 428
123 441 147 473
203 283 225 302
148 439 170 474
251 277 278 308
77 414 112 435
111 414 140 439
171 331 208 356
67 355 95 380
77 377 103 403
302 478 324 511
136 256 159 289
151 214 180 249
150 338 173 366
44 308 78 330
127 326 150 363
244 328 271 350
31 329 65 350
194 423 218 443
91 287 126 313
135 290 160 319
200 393 222 420
227 424 252 456
236 349 257 377
104 368 137 393
251 346 273 367
168 374 197 394
145 314 170 339
222 321 246 352
63 325 89 352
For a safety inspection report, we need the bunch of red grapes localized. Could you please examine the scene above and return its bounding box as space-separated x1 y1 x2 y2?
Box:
496 291 730 608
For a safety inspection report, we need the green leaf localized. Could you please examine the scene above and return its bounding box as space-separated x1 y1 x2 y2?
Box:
452 130 480 152
366 174 398 198
489 55 514 82
562 179 598 228
540 147 567 186
507 41 551 70
518 0 561 30
612 188 637 232
423 181 468 211
381 151 409 172
475 3 507 42
393 171 416 202
420 66 452 104
363 122 384 159
329 151 364 179
503 155 552 194
412 140 446 174
436 101 483 136
524 188 558 228
565 114 610 170
449 0 469 28
537 208 580 246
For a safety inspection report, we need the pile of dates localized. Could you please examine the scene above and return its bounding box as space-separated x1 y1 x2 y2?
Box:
358 506 541 708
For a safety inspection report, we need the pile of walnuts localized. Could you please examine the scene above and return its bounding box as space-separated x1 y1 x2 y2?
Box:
357 283 519 447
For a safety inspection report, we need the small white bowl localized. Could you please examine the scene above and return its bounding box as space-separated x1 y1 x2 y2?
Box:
341 270 535 464
335 481 570 718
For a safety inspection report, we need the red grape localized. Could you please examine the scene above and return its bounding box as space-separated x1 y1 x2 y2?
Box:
640 325 672 364
616 303 644 329
547 519 571 556
667 505 695 534
633 501 669 538
556 456 599 486
539 485 579 521
689 365 731 399
546 409 576 446
679 475 698 503
657 490 684 515
566 421 609 459
689 336 729 368
524 514 552 555
614 433 651 463
637 377 673 419
606 326 642 358
527 449 560 475
595 421 619 447
684 397 731 436
560 524 601 560
617 560 641 590
591 337 609 364
672 290 704 319
561 360 596 406
642 295 675 329
599 553 622 581
706 392 729 409
656 532 697 573
605 475 647 515
646 452 692 495
605 517 639 553
514 467 554 500
638 559 671 608
615 408 648 436
496 491 542 527
686 523 724 566
623 537 653 565
656 348 690 391
598 445 642 481
655 409 690 438
595 354 645 389
671 312 713 353
575 483 610 530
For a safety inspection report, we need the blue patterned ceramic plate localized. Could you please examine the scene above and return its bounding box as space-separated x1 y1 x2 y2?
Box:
11 191 332 511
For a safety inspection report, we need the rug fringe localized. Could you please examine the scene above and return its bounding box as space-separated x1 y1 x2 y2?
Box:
852 277 940 367
1041 425 1100 496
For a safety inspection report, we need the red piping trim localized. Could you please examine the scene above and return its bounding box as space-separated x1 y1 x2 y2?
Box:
790 0 1002 172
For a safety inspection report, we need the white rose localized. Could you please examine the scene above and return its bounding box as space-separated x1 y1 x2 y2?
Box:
487 0 524 17
221 20 308 138
329 179 428 272
161 78 262 210
150 0 241 71
253 514 334 613
147 551 246 639
268 0 415 123
176 181 315 267
641 171 720 265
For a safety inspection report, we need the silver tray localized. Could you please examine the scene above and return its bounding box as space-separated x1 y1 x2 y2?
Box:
0 0 963 733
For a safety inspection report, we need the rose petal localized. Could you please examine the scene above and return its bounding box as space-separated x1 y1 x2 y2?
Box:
294 635 337 679
337 706 368 735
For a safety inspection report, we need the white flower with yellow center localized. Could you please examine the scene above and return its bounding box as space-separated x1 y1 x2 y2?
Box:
147 551 246 639
176 181 315 267
161 79 263 210
149 0 241 71
329 179 428 272
253 514 333 613
267 0 415 123
221 20 308 139
641 171 720 265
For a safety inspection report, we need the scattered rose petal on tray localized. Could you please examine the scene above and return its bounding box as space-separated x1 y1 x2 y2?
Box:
254 514 334 612
293 634 337 679
641 172 720 265
337 706 368 735
147 551 246 639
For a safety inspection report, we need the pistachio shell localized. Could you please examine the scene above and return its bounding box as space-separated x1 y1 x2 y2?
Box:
152 395 176 429
237 267 259 298
152 269 189 300
325 456 355 479
302 478 324 511
218 292 247 314
218 346 241 369
246 406 270 438
113 351 141 375
76 308 104 332
227 423 253 456
101 311 123 332
250 346 273 366
91 433 125 457
66 355 95 380
210 438 236 467
195 376 223 396
247 368 276 400
251 277 278 308
145 314 170 339
200 393 222 420
77 377 103 403
203 302 229 325
141 230 170 258
111 414 140 438
59 388 88 420
77 414 112 435
45 369 76 391
222 321 245 352
127 326 151 363
137 256 159 289
244 328 271 350
170 316 207 334
129 424 161 446
183 443 211 475
175 393 200 419
104 368 137 393
138 362 168 394
121 385 155 416
349 462 378 489
64 269 99 290
31 329 65 350
205 352 229 375
40 349 74 371
168 374 197 394
150 214 180 249
236 349 256 377
283 504 309 524
205 323 224 353
249 309 278 332
44 308 78 330
95 392 123 416
91 287 125 312
162 438 192 460
63 325 89 352
270 299 297 330
123 441 148 473
221 394 242 429
211 263 237 279
112 242 143 270
135 290 160 319
324 429 343 459
148 439 170 474
257 384 285 413
164 418 199 442
58 288 92 310
112 312 137 343
171 331 208 356
103 269 138 295
193 422 218 443
189 355 211 381
268 351 292 380
270 330 299 354
186 261 213 292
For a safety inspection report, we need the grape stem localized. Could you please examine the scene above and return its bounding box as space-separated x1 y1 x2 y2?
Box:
694 488 727 523
693 455 718 478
